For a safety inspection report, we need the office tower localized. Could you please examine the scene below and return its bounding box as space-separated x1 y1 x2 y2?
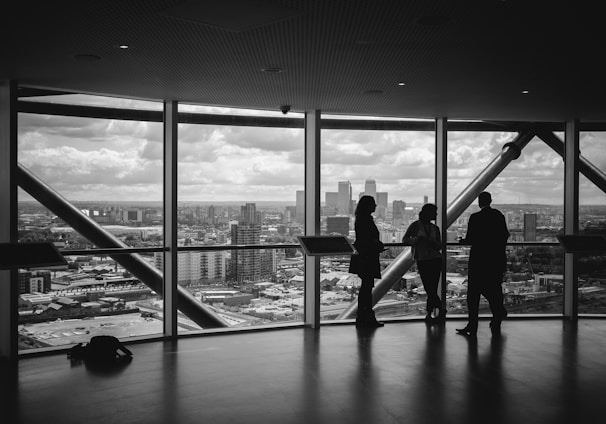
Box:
423 195 429 204
524 213 537 241
364 179 377 200
284 206 296 223
208 205 216 225
296 190 305 224
240 203 257 224
376 192 388 219
393 200 406 225
325 192 338 209
337 181 352 215
155 251 226 285
326 216 350 236
231 222 262 282
260 249 277 280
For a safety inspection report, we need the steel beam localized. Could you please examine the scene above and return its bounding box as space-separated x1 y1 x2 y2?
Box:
536 130 606 194
338 130 536 319
17 164 229 329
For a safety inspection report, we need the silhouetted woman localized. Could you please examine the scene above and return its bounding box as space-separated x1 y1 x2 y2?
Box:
349 195 385 327
402 203 445 322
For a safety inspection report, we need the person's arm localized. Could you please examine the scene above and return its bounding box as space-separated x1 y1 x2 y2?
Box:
401 222 418 246
460 215 475 244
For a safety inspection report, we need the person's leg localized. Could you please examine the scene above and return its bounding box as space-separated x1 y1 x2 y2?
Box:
485 273 506 332
357 275 383 327
418 258 442 319
357 276 382 326
458 275 480 336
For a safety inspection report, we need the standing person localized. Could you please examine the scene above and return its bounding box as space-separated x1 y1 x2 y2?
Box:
456 191 510 337
402 203 445 323
349 195 385 328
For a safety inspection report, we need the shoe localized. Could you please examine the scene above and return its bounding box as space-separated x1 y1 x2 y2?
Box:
356 319 384 328
489 320 502 335
456 326 477 337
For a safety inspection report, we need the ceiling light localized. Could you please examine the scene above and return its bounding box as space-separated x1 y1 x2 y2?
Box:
119 45 129 49
522 90 529 94
398 82 406 86
261 67 284 74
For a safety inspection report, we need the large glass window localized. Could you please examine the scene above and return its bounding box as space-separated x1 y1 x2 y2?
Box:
176 104 305 332
579 131 606 314
321 117 435 321
17 93 164 351
446 131 564 317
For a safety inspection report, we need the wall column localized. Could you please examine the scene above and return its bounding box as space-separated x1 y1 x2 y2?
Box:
0 80 18 362
564 120 579 319
435 118 448 311
304 111 321 328
164 101 178 337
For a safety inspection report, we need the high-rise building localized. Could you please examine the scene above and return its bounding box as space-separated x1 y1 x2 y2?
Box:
240 203 257 224
524 213 537 241
231 222 262 282
423 195 429 204
337 181 352 215
207 205 216 225
325 192 338 209
155 251 226 285
284 206 296 223
393 200 406 224
296 190 305 224
326 216 350 236
364 179 377 200
376 192 388 219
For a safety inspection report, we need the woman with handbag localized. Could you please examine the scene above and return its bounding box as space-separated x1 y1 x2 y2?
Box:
349 195 385 328
402 203 445 323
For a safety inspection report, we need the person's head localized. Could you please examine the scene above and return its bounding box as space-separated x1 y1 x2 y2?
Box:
478 191 492 208
419 203 437 222
355 195 376 216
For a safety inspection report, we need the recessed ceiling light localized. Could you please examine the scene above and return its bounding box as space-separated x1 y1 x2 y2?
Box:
119 45 129 49
398 82 406 86
261 67 284 74
522 90 529 94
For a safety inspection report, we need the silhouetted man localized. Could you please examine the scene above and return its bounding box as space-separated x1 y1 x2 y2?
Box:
457 192 510 337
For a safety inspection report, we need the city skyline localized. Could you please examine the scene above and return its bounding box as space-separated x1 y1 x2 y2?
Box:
17 94 606 205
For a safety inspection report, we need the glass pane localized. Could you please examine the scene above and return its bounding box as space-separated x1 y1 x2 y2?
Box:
177 107 305 332
579 131 606 314
17 100 164 351
321 120 435 321
446 131 564 317
18 254 163 350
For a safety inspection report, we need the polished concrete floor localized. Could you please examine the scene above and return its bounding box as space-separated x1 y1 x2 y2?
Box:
3 319 606 424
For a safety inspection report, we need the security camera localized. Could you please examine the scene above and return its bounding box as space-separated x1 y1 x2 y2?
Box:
280 105 291 114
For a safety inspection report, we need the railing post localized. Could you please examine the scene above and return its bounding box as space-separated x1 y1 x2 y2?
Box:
564 120 579 320
0 80 18 363
304 111 321 328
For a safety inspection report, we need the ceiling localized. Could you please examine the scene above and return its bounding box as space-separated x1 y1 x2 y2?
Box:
3 0 606 122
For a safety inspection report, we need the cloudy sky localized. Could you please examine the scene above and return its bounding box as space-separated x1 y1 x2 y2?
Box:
17 94 606 206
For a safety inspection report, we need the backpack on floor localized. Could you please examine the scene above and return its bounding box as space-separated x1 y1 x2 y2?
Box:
68 335 132 363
